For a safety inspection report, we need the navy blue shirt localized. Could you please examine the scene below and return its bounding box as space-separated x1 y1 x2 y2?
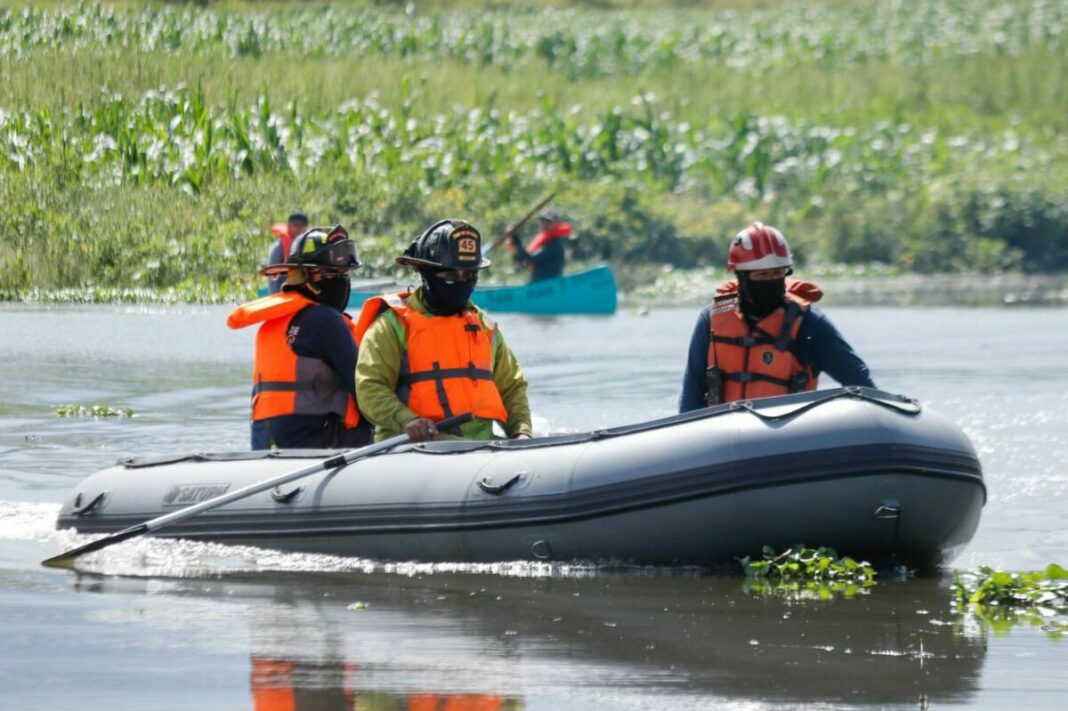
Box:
512 237 566 282
251 302 372 449
678 303 875 413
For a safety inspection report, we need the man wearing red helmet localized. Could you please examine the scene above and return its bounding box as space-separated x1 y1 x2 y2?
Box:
679 222 874 411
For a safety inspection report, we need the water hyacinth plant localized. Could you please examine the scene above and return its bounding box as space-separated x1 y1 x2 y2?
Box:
739 545 877 600
952 564 1068 637
56 404 135 418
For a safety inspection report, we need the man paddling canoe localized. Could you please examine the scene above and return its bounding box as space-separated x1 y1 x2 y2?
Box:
505 210 572 283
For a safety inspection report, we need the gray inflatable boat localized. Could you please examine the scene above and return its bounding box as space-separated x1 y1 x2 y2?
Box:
55 388 985 569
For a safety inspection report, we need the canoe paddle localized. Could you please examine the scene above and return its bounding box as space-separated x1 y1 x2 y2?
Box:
41 413 473 569
486 192 556 254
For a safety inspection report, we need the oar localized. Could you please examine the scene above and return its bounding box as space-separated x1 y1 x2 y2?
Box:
42 413 473 569
486 192 556 254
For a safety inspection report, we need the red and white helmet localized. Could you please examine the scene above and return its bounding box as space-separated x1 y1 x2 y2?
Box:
726 222 794 272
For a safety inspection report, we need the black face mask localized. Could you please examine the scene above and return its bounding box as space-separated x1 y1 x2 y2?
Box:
738 274 786 319
422 271 477 315
303 277 351 312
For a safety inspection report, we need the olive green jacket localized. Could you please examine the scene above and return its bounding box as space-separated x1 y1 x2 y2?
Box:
355 288 533 441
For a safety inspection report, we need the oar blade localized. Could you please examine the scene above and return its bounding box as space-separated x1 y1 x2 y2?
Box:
41 524 149 569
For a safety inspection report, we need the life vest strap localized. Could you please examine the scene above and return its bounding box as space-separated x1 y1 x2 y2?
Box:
711 333 778 348
721 370 810 391
253 375 343 395
775 301 804 350
398 362 497 421
721 371 791 387
399 365 495 385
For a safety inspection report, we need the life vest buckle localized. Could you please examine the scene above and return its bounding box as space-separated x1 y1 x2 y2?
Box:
788 372 809 393
704 367 723 406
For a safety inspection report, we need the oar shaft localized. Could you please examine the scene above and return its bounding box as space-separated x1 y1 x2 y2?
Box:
142 432 406 532
487 192 555 253
43 413 473 567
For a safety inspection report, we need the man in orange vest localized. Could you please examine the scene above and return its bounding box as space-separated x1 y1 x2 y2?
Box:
679 222 875 410
505 210 571 282
228 225 373 449
266 211 309 295
355 219 533 442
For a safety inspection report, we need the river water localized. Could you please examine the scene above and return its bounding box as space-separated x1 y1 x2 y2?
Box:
1 302 1066 710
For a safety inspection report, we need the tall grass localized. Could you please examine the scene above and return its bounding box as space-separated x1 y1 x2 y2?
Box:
1 0 1066 296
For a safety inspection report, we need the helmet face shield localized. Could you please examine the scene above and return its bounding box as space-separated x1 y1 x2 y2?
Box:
260 224 360 277
315 235 358 270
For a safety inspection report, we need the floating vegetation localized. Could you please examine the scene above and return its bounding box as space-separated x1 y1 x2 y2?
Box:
56 404 135 418
2 285 251 305
739 545 877 600
952 564 1068 637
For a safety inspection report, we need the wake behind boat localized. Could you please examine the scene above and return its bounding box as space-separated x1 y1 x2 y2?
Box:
54 388 984 570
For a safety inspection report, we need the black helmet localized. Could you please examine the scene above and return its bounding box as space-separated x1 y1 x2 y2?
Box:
395 219 490 271
261 224 359 277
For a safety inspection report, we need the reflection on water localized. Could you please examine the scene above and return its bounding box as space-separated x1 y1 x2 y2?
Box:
61 569 987 708
251 655 519 711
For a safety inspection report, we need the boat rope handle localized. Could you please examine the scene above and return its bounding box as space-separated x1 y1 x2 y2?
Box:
424 388 923 453
70 491 107 517
730 387 921 423
271 485 304 504
476 472 523 494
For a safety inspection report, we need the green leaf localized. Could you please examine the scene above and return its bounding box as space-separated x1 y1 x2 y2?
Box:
1046 564 1068 580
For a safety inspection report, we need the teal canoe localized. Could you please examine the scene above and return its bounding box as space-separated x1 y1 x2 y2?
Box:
260 265 618 315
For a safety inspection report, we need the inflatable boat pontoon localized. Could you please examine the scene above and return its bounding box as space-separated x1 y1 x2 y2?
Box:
55 388 985 569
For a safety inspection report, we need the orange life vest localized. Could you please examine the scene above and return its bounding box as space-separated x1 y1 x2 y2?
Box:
269 223 295 261
227 291 360 426
354 292 509 423
706 279 822 404
408 694 506 711
251 657 501 711
250 657 357 711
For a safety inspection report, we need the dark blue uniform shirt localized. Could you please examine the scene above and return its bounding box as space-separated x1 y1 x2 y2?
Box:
678 303 875 413
513 237 566 282
251 303 371 449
